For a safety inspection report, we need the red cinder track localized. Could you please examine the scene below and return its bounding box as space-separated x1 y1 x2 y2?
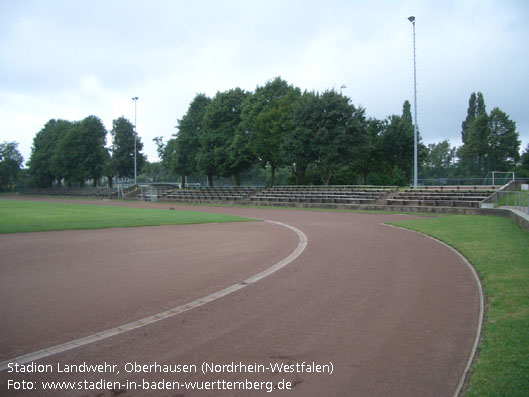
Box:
1 199 481 396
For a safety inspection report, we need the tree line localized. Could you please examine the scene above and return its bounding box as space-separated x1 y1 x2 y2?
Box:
157 77 423 187
157 78 526 186
1 77 528 192
26 116 146 188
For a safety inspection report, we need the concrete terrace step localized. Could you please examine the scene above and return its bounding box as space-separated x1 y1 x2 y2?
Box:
386 199 480 208
249 196 376 204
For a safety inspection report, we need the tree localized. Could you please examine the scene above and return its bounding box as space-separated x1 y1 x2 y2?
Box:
462 92 486 145
282 90 315 184
110 116 146 179
459 113 489 176
28 119 71 187
423 140 457 178
102 149 115 188
155 137 178 181
402 99 413 126
378 101 425 184
379 114 414 183
51 120 82 185
355 118 384 184
198 88 250 186
172 93 211 186
81 116 110 186
52 116 108 186
487 107 520 170
0 141 24 191
522 144 529 169
309 90 366 185
476 92 486 117
460 92 487 175
241 77 297 187
459 99 520 175
519 144 529 177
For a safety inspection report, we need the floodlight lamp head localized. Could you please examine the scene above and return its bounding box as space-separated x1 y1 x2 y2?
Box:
132 96 138 101
408 16 415 23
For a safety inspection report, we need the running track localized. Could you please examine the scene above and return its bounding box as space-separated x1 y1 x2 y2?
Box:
0 200 481 396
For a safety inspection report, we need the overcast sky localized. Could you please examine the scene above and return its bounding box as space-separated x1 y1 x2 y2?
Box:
1 0 528 164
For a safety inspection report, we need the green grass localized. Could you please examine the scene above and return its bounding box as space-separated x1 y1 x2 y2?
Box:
0 199 254 233
389 215 529 396
495 191 529 207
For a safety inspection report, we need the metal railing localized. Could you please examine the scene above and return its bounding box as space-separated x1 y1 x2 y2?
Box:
487 190 529 214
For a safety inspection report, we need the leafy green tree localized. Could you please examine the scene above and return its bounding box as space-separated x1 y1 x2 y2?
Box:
229 126 256 186
521 144 529 169
459 112 489 175
282 90 315 184
519 144 529 177
51 120 82 185
241 77 296 187
462 92 486 145
356 118 384 184
309 90 366 185
487 107 520 170
28 119 71 187
110 116 146 178
172 93 211 186
423 140 457 178
459 100 520 175
153 136 165 159
156 138 179 181
198 88 250 186
461 92 476 145
460 91 488 176
402 99 413 126
379 114 414 181
0 141 24 191
102 149 115 188
376 100 428 185
52 116 108 186
402 99 428 167
476 92 486 117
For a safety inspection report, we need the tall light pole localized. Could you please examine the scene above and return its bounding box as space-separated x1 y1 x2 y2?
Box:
408 16 418 189
132 96 138 184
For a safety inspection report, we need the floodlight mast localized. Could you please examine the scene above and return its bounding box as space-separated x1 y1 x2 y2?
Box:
408 16 418 189
132 97 138 184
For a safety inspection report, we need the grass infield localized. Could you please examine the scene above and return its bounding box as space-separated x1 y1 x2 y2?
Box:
0 199 254 233
390 215 529 396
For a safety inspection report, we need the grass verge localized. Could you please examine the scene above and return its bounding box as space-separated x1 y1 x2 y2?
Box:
0 199 254 233
389 214 529 396
495 191 529 207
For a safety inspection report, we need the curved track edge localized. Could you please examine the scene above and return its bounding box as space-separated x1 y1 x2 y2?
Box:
0 220 308 372
384 223 484 397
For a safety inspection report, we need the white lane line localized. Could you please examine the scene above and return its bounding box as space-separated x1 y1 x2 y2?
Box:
0 220 308 371
383 223 484 397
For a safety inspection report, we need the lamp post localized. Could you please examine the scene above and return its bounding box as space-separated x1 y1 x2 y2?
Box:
132 96 138 184
340 84 347 94
408 16 418 189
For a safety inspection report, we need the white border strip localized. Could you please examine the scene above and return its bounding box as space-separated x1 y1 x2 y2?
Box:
0 220 307 372
384 223 484 397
